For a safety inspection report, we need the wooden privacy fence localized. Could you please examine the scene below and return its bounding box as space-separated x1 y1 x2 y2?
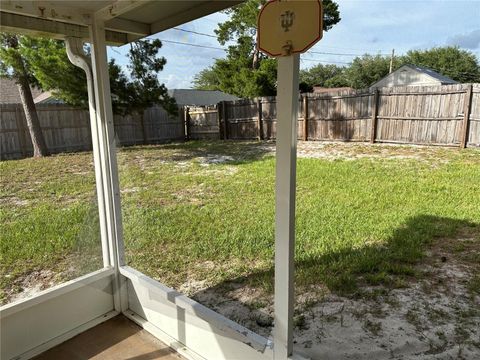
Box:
2 84 479 160
0 104 184 160
185 83 479 148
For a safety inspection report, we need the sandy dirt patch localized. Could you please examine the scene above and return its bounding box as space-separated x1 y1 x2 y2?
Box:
5 269 59 303
252 141 461 163
293 263 479 360
183 255 479 359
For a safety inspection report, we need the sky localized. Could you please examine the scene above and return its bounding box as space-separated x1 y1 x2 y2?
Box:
108 0 480 89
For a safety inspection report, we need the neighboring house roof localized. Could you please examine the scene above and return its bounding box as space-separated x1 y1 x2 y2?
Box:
370 64 458 89
0 78 43 104
33 91 64 104
168 89 238 106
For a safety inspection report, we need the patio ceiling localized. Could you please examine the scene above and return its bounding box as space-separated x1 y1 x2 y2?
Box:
0 0 242 45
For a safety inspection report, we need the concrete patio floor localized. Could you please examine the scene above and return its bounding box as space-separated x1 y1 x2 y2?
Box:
34 315 185 360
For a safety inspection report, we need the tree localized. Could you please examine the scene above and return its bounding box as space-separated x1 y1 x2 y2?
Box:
344 54 395 89
18 37 87 107
0 34 48 157
300 64 347 89
215 0 341 68
299 54 394 91
120 39 177 115
195 36 277 98
193 68 221 90
324 71 350 88
403 46 480 83
338 47 480 89
21 37 177 116
194 0 341 97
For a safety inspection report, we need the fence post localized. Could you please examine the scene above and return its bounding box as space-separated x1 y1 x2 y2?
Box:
302 95 308 141
179 106 185 139
461 84 473 148
217 102 223 139
222 101 228 140
184 106 190 141
257 98 263 140
370 89 379 143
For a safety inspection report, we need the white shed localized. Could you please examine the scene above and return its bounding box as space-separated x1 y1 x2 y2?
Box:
370 64 458 89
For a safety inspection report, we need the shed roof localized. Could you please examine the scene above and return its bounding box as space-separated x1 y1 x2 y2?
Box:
404 64 458 84
370 64 458 88
168 89 238 106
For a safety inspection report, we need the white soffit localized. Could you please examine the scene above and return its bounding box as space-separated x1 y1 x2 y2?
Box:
0 1 242 45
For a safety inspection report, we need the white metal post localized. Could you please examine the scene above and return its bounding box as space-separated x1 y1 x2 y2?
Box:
274 54 300 360
90 17 128 312
65 38 110 268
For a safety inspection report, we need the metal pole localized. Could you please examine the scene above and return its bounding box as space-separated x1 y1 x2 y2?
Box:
274 53 300 360
389 48 395 74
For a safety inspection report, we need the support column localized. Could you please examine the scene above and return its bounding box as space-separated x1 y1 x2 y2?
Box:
90 18 127 312
274 54 300 360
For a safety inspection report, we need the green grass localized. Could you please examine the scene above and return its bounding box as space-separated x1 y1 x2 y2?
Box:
0 154 102 302
1 141 479 305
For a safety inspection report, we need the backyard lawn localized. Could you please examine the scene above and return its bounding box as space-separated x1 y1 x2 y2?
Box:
1 140 479 357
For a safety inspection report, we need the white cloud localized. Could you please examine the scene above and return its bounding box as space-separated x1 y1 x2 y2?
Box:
447 29 480 50
160 74 194 89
